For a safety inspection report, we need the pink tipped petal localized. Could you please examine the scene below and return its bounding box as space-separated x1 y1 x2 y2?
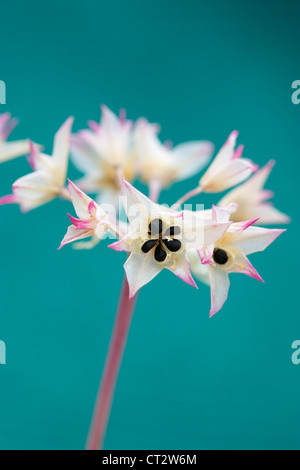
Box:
230 253 264 282
229 226 286 255
229 218 260 233
88 120 101 134
212 205 231 224
59 225 94 249
108 234 132 253
67 179 93 219
0 194 18 205
232 144 244 160
165 253 198 289
124 252 162 298
88 200 97 216
253 204 291 225
209 266 230 317
67 213 94 230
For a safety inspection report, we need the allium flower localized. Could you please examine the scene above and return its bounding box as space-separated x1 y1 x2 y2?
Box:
109 180 231 298
70 106 135 206
0 113 30 163
133 118 214 190
218 160 290 225
59 180 121 249
191 205 285 316
199 131 257 193
0 118 73 212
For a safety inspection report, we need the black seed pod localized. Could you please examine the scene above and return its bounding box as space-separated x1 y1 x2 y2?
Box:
164 226 181 237
149 218 163 236
164 239 182 252
154 244 167 262
213 248 228 265
141 240 157 253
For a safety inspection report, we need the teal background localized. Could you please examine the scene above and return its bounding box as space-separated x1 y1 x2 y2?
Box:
0 0 299 450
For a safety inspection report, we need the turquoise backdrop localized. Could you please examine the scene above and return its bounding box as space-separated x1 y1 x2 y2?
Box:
0 0 299 450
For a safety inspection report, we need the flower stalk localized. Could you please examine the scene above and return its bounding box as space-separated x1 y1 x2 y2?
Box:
86 277 137 451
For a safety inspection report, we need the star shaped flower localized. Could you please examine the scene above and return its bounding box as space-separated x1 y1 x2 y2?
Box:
190 205 285 316
0 118 73 212
109 180 232 298
70 106 135 206
59 180 121 249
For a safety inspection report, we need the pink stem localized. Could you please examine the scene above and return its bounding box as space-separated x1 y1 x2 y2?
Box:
86 279 137 450
86 186 160 451
172 186 203 209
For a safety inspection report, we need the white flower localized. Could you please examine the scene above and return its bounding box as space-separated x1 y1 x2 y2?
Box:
109 180 231 298
0 118 73 212
70 106 136 206
133 118 214 189
199 131 257 192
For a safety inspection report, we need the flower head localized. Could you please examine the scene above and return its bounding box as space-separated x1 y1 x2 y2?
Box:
218 160 290 225
0 118 73 212
59 180 119 249
109 180 231 298
70 106 135 206
199 131 257 193
190 205 285 317
0 113 31 163
133 118 214 189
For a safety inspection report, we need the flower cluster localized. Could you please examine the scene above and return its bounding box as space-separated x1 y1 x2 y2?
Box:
0 107 289 315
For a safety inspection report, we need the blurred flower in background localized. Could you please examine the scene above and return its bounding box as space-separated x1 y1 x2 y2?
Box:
0 113 31 163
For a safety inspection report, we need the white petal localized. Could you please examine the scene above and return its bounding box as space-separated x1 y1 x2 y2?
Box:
202 158 256 193
121 179 159 225
171 141 214 181
219 160 275 207
228 226 285 255
13 171 56 210
52 117 73 183
183 211 231 249
188 250 210 285
0 140 30 163
68 180 94 219
165 252 197 288
59 225 94 249
124 252 162 298
209 266 230 317
70 135 103 175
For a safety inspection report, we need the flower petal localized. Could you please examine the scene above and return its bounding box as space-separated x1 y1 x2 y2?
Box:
228 226 285 255
165 253 198 289
67 179 95 219
124 252 162 298
52 117 74 182
209 266 230 317
121 179 158 225
229 252 264 282
188 250 211 285
171 141 214 181
0 140 30 163
59 225 94 249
